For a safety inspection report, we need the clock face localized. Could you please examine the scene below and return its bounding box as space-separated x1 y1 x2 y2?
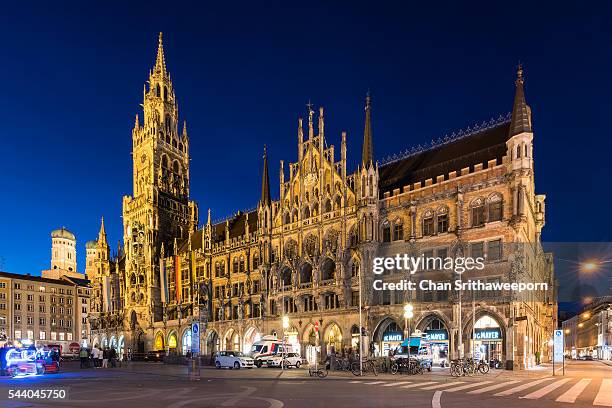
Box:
141 154 147 164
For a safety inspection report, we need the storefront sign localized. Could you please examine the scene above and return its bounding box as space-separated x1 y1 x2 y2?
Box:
473 328 502 340
382 331 403 342
426 329 448 342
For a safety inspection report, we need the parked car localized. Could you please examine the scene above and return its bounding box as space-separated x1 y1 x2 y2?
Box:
266 352 303 368
583 355 594 361
145 350 166 362
215 351 254 369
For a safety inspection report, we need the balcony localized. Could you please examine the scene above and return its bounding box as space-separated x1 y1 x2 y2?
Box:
320 279 335 287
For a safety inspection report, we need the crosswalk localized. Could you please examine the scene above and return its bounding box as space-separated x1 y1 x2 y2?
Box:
347 377 612 406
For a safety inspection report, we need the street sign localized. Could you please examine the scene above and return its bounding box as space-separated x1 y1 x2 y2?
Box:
553 329 564 363
192 322 200 354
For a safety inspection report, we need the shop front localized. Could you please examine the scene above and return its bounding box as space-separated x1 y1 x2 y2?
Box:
425 329 449 365
471 315 503 362
382 331 403 356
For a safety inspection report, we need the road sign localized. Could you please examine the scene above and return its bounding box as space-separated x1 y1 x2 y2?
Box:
553 330 564 363
192 322 200 354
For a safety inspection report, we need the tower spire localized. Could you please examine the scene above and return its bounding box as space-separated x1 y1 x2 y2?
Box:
154 32 167 75
98 217 107 245
361 91 374 167
260 145 271 207
509 64 532 136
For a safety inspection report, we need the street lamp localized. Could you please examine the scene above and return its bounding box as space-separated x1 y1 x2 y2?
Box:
282 315 289 371
404 304 414 362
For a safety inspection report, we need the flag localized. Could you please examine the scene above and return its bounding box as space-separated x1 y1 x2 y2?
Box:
175 255 181 302
160 257 168 303
102 276 111 313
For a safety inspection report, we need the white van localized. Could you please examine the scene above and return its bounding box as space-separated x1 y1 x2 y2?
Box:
250 335 290 367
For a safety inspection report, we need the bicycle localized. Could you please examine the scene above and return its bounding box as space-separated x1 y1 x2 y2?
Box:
476 359 489 374
334 358 352 371
309 362 329 378
351 359 378 376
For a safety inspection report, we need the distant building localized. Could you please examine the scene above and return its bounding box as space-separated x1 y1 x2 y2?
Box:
562 296 611 360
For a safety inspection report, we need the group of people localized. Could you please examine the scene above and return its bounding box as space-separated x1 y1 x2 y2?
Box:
79 346 119 369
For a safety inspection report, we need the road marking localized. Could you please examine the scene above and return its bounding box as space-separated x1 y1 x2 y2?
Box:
594 379 612 407
494 377 554 396
349 380 362 383
468 380 521 394
443 381 493 392
363 381 385 385
432 391 442 408
382 381 411 387
555 378 591 403
521 378 571 399
421 382 465 390
401 382 438 389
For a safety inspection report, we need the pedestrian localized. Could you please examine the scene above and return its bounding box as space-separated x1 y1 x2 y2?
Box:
98 347 104 368
110 348 117 368
102 348 109 368
91 346 97 368
79 347 88 369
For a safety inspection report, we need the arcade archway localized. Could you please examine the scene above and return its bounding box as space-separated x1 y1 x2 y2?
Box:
243 327 261 354
416 314 450 365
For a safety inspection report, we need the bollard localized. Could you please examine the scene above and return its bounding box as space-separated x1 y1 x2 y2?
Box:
188 357 200 381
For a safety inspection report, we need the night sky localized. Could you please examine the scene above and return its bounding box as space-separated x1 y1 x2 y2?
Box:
1 2 610 281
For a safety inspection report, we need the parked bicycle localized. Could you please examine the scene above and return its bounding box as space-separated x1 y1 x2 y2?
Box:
351 358 378 376
309 361 329 378
334 357 352 372
450 358 475 377
390 357 423 375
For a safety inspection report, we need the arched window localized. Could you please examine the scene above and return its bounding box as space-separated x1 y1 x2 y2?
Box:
292 209 298 223
284 212 291 225
471 198 485 227
324 199 332 213
161 155 169 168
173 161 180 174
351 261 360 277
281 268 292 287
436 206 449 233
233 258 239 273
369 175 374 196
164 86 168 102
487 194 503 222
382 221 391 242
239 255 245 272
320 258 336 281
300 263 313 285
334 195 342 209
182 329 192 355
252 254 259 270
156 84 161 97
423 210 434 236
393 219 404 241
303 206 311 219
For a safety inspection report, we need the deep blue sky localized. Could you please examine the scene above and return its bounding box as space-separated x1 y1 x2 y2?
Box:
0 1 610 276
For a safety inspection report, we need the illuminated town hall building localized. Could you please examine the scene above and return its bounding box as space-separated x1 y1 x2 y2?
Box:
88 34 556 370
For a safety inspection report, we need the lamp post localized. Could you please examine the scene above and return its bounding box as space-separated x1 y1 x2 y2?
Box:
404 304 414 362
282 315 289 371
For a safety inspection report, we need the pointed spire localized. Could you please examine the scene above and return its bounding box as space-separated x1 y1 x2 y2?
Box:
207 208 211 226
134 114 140 130
362 91 374 167
98 217 107 245
509 63 532 136
182 120 188 138
307 100 314 139
260 145 271 207
154 32 167 75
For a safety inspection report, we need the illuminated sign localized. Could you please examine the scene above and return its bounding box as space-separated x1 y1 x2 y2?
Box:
426 329 448 341
382 331 403 342
473 328 502 340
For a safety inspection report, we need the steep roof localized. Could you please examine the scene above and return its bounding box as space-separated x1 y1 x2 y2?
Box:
379 120 511 197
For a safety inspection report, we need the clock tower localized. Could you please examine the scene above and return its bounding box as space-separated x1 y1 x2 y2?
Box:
122 33 198 351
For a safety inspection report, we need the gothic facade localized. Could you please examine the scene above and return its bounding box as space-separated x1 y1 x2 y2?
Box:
88 34 556 370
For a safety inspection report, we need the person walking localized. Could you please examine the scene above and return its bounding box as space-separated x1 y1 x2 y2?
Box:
79 347 88 369
110 348 117 368
91 346 99 368
102 348 109 368
98 347 104 368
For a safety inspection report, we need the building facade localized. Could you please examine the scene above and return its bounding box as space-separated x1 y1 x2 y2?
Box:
562 296 612 360
0 271 87 353
89 34 556 369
